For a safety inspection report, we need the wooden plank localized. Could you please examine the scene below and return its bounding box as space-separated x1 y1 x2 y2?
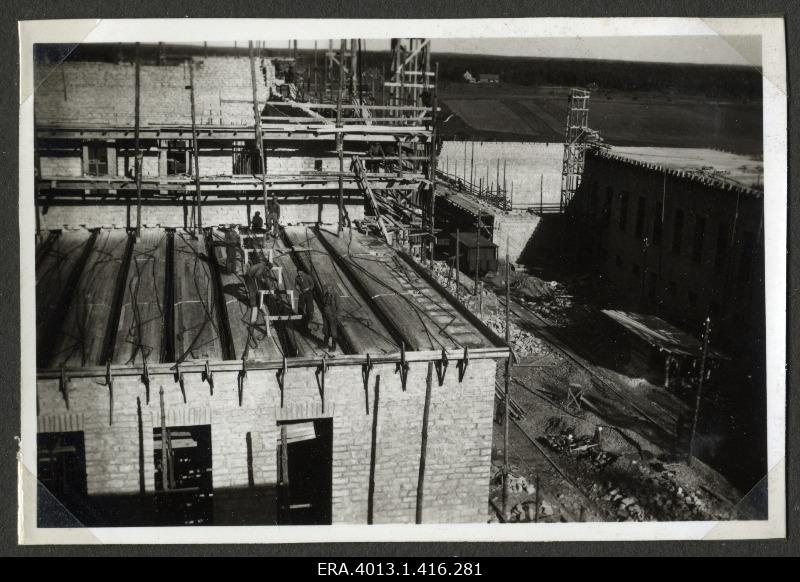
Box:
263 236 343 357
49 230 131 368
208 229 283 361
113 229 168 365
172 232 223 362
283 227 398 355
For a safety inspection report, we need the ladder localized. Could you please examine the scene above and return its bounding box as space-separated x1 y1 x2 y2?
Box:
352 157 391 243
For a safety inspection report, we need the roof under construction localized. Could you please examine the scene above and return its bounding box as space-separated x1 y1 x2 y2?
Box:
35 225 503 372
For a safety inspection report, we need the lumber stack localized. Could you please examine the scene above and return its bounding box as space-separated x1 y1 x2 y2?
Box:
283 226 399 354
113 229 168 366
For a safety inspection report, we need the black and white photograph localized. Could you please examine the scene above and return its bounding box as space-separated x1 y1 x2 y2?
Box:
17 18 787 543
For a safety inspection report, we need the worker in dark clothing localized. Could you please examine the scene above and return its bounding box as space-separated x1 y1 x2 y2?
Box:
245 257 277 327
321 283 340 351
267 198 281 239
224 224 242 275
366 141 386 172
294 267 315 333
250 211 264 232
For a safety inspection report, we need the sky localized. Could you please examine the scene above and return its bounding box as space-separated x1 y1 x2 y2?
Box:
212 36 761 67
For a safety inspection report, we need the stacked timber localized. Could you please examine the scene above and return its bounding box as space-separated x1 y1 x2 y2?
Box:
49 229 131 368
283 226 399 355
208 228 283 361
317 227 488 351
36 230 94 364
113 229 168 366
173 232 222 362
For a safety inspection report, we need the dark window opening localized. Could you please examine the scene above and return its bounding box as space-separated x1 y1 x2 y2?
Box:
652 200 664 246
234 143 264 174
85 142 108 176
167 141 188 175
692 215 706 263
615 254 623 268
314 159 323 172
672 209 685 255
647 273 657 301
737 231 755 286
37 432 88 527
277 418 333 526
602 187 613 225
153 425 213 525
618 191 629 232
714 222 730 273
634 196 646 238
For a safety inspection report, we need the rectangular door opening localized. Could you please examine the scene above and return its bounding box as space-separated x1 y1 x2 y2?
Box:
153 424 213 525
277 418 333 525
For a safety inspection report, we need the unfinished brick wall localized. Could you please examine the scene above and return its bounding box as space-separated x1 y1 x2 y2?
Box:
38 201 367 230
36 357 496 524
492 212 542 264
35 57 274 127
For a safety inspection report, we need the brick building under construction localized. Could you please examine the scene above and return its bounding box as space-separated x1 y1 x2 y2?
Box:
34 41 510 526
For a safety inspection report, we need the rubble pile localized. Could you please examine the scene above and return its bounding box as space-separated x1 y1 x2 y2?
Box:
492 469 536 495
485 313 547 358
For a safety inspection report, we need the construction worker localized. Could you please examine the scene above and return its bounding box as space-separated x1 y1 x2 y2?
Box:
245 257 277 328
295 267 315 333
250 211 264 232
321 283 340 351
224 224 241 275
267 198 281 239
366 141 385 172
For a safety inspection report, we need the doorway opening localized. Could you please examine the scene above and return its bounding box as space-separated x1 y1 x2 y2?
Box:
277 418 333 525
153 424 213 525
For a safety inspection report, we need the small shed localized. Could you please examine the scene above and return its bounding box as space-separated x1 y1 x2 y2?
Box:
601 309 729 388
450 232 498 276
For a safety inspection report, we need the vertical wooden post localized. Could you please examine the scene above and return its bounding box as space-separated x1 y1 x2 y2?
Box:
455 228 460 297
470 141 475 188
502 237 511 514
337 40 346 233
249 42 270 222
428 62 439 266
687 317 711 466
134 43 142 238
416 361 434 524
540 173 544 213
188 62 203 232
474 208 481 295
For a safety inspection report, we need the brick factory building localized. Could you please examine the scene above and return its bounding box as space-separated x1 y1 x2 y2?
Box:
570 148 765 368
34 41 511 527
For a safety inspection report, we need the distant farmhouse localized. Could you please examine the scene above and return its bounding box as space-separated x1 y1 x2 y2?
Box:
463 71 500 84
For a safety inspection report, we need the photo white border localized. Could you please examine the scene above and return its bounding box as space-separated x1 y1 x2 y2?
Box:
17 17 787 544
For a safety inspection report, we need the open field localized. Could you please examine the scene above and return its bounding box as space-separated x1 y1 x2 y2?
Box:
438 83 763 155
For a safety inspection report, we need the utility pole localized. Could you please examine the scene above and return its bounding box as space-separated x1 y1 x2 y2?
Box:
687 317 711 466
249 41 269 222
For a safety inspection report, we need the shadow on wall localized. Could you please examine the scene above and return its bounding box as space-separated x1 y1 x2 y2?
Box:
516 214 576 276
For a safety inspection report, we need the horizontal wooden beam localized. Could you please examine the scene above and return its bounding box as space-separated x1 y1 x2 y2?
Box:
36 346 509 380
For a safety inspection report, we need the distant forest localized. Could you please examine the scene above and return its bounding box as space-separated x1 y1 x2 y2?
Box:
431 52 762 101
35 43 763 101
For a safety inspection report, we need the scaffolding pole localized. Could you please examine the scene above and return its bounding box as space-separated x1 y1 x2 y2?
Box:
188 61 203 232
428 62 439 264
249 42 270 222
134 43 142 238
337 39 346 233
